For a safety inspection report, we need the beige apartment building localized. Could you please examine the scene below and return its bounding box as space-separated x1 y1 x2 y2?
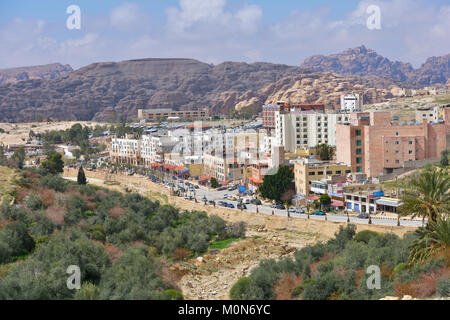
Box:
294 158 352 196
138 108 210 121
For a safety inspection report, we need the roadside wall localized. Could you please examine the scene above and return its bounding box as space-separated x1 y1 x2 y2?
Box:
64 168 415 238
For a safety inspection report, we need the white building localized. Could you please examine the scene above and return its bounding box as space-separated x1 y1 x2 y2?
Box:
340 94 363 112
274 111 350 153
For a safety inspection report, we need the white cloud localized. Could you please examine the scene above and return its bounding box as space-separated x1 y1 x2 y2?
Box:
110 2 148 31
166 0 262 37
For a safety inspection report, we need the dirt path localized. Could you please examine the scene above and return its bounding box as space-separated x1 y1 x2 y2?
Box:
174 226 324 300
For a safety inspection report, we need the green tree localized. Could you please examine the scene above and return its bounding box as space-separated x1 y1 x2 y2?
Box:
42 152 64 175
11 147 26 169
210 177 219 189
399 167 450 223
314 144 335 161
230 277 253 300
259 165 294 202
319 195 332 211
77 166 87 185
99 247 168 299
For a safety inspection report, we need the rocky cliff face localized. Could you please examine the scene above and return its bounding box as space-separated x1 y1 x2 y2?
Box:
301 46 449 86
0 58 300 122
0 49 446 122
0 63 73 86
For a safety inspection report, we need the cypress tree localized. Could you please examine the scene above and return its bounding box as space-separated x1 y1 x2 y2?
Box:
77 166 87 185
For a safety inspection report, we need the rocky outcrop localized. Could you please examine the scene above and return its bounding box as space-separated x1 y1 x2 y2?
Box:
0 63 73 86
301 46 449 86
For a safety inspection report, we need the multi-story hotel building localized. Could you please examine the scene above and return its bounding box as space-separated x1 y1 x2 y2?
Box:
275 110 350 152
137 108 210 121
336 109 450 178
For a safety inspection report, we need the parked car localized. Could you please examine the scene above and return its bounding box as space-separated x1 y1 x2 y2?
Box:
227 203 235 209
313 211 326 216
201 196 208 202
237 203 247 210
243 199 250 204
219 201 228 207
208 200 216 206
194 185 200 189
288 207 297 213
217 187 227 191
276 204 286 210
223 194 228 199
358 213 370 219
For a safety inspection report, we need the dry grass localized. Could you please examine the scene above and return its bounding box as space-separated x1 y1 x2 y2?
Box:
274 273 303 300
108 207 126 219
45 206 65 224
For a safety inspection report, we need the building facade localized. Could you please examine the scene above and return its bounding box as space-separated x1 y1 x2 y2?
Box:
275 111 350 152
294 158 352 196
340 94 363 112
138 108 210 121
415 107 439 124
336 110 450 178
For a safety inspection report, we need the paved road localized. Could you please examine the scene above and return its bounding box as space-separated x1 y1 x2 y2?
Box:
65 174 424 228
170 177 424 228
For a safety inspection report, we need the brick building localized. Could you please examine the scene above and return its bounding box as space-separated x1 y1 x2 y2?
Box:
336 109 450 178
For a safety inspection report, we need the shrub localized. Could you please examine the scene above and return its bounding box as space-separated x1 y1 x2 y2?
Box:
39 175 68 192
354 230 380 244
226 222 247 238
45 206 65 225
230 277 253 300
291 284 304 298
436 277 450 297
74 282 100 300
38 188 56 208
274 273 302 300
165 289 183 300
173 248 191 261
25 194 43 210
4 222 35 257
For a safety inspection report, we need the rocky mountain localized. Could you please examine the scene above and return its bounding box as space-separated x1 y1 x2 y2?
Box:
0 57 400 122
300 46 449 86
0 63 73 86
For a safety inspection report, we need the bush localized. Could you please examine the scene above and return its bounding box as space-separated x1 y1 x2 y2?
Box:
3 222 35 257
173 248 191 261
230 277 253 300
436 277 450 297
39 174 68 192
165 289 183 300
74 282 100 300
354 230 380 244
226 222 247 238
25 194 43 210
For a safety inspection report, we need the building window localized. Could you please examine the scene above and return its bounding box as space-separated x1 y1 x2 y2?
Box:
356 148 362 155
356 140 362 146
395 141 399 145
309 172 315 176
356 157 362 164
356 166 363 172
335 170 341 175
396 160 400 164
409 141 413 145
355 129 362 136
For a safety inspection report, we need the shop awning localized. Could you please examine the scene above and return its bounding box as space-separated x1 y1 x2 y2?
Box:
249 177 264 184
331 200 345 207
376 198 402 207
220 179 233 185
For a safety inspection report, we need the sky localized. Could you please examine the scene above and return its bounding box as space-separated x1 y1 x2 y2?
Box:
0 0 449 69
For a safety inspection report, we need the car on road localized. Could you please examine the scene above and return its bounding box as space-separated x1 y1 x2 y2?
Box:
218 201 227 207
194 185 199 189
288 207 297 213
227 203 235 209
357 213 370 219
237 203 247 210
201 196 208 202
243 199 250 204
208 200 216 206
223 194 228 199
313 211 326 216
276 204 286 210
217 187 227 191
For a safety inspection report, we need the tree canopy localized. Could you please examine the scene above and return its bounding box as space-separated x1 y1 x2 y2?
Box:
259 165 294 202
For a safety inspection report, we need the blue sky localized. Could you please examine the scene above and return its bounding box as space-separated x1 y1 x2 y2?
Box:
0 0 449 69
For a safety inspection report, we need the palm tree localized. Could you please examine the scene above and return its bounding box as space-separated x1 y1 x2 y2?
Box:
409 217 450 264
399 168 450 223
